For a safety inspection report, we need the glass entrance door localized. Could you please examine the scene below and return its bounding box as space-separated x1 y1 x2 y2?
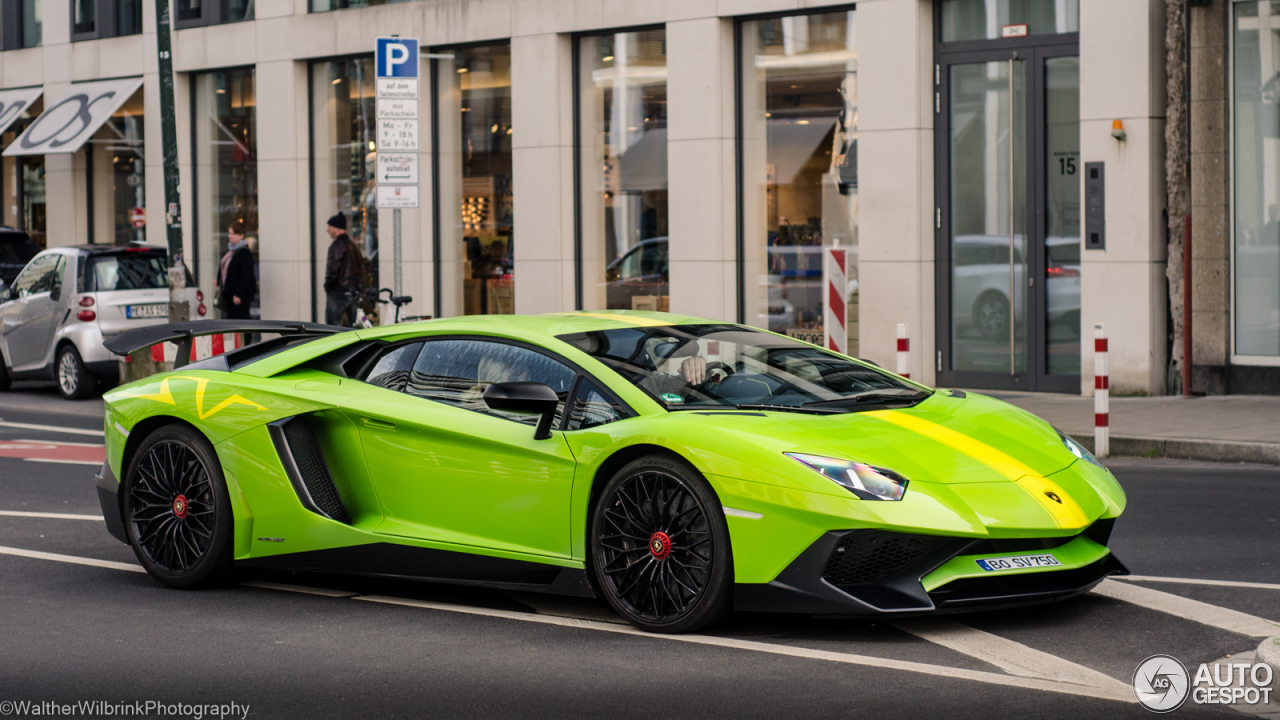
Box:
936 46 1080 392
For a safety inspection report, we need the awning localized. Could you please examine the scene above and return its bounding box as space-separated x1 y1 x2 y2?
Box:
4 77 143 156
0 87 42 138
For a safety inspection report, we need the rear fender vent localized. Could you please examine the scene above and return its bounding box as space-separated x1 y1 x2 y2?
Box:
269 416 352 524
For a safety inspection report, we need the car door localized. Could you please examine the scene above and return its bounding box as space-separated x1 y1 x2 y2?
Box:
344 337 580 559
2 253 63 370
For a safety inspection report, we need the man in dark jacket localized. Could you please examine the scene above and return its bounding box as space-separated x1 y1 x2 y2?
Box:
217 221 257 320
324 213 365 326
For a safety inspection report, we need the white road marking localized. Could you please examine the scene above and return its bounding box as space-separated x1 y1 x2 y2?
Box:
0 543 1136 702
0 545 144 573
0 420 103 437
354 595 1135 703
1117 575 1280 592
240 580 358 598
0 510 102 521
15 438 105 448
1095 579 1279 638
891 617 1128 691
23 458 103 466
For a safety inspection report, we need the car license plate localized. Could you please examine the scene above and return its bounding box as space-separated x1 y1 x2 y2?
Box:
975 554 1063 572
126 304 167 319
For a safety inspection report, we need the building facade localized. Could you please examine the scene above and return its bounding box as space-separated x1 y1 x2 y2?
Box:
1 0 1275 396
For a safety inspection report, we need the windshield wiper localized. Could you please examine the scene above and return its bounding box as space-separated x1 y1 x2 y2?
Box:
733 404 844 415
802 389 931 408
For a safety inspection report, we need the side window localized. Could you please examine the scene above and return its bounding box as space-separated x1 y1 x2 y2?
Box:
405 339 577 426
362 342 422 392
567 379 623 431
11 254 59 297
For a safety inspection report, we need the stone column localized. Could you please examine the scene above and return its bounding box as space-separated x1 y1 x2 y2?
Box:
511 32 575 315
1189 0 1230 394
666 17 736 321
857 0 935 383
1079 0 1169 395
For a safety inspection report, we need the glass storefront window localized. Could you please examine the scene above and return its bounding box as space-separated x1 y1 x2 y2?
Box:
1044 56 1080 375
940 0 1079 42
438 44 514 316
72 0 93 34
310 0 408 13
87 88 143 245
578 28 668 311
116 0 140 35
1234 1 1280 357
194 68 258 316
740 11 858 347
22 0 41 48
312 57 379 322
1 98 45 247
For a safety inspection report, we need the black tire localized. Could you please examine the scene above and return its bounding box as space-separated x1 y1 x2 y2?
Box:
55 345 96 400
973 292 1011 340
123 423 235 589
0 348 9 391
590 453 733 634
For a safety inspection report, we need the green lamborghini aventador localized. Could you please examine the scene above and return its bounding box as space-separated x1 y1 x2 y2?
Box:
97 312 1127 633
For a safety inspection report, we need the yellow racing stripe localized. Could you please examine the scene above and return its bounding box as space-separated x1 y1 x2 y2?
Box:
865 409 1090 530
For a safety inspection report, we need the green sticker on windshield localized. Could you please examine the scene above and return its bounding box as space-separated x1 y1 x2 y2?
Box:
660 393 684 404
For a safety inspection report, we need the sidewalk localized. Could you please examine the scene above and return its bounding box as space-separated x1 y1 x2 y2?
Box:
973 391 1280 466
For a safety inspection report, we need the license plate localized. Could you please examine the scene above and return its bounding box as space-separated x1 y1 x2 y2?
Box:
975 554 1063 572
126 304 167 319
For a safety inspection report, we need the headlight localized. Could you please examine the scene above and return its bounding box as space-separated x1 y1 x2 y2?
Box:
1059 431 1104 468
785 453 909 501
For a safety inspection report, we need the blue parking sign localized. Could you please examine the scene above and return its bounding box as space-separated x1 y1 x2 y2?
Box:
376 37 419 79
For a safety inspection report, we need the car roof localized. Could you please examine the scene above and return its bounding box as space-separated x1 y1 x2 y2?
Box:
358 311 725 342
54 244 168 255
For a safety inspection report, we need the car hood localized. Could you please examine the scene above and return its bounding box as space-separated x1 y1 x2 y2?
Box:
680 392 1110 533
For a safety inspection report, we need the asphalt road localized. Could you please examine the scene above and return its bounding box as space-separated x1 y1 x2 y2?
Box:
0 382 1276 719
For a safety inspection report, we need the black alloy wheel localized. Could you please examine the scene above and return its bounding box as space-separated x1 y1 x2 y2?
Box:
124 424 234 588
591 454 732 633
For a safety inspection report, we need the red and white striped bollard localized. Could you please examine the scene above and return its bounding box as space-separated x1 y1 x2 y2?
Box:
1094 323 1109 458
896 324 910 379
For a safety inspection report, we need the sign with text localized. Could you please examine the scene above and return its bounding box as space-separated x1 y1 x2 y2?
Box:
5 77 143 156
377 119 418 151
376 185 419 209
377 97 418 120
376 37 419 79
376 152 419 185
376 78 418 100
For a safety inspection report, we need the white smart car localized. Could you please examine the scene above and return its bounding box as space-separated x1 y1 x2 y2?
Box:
0 244 205 399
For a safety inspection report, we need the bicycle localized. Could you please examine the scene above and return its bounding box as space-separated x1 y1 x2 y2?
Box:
353 288 433 328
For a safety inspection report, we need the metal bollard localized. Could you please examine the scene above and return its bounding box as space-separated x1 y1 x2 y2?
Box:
1094 323 1109 458
896 324 910 379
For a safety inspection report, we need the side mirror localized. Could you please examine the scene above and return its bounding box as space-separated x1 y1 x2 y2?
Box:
483 381 560 440
49 283 60 302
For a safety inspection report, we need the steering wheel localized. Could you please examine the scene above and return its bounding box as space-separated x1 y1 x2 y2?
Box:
690 361 735 391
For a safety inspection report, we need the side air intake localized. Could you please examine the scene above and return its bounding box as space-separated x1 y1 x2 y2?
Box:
269 417 352 524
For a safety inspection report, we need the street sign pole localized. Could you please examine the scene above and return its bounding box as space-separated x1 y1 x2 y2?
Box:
394 208 402 298
155 0 187 325
375 36 420 318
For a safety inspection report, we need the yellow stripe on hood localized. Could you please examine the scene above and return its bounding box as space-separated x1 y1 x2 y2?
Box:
865 409 1090 530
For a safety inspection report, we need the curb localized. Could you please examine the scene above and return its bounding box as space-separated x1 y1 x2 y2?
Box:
1259 636 1280 677
1068 433 1280 467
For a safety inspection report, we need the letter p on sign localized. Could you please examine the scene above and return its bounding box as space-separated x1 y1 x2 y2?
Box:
376 37 419 78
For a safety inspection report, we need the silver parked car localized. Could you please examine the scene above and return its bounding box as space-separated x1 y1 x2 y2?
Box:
0 245 204 399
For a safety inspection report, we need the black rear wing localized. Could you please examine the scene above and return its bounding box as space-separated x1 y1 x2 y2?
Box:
104 320 351 367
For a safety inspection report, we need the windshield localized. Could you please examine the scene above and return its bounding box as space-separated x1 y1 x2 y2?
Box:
558 324 930 412
87 253 168 292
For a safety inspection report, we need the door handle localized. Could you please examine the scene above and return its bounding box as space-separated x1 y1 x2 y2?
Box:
361 417 397 431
